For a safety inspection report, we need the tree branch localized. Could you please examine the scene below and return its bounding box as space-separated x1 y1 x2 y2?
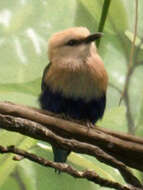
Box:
0 101 143 189
1 102 143 170
0 145 141 190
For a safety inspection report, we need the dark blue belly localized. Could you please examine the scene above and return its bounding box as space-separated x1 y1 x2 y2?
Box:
39 86 106 124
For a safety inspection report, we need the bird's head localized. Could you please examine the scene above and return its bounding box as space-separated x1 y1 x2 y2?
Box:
48 27 102 65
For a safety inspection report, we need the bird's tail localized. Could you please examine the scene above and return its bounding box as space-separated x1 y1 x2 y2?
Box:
52 146 70 173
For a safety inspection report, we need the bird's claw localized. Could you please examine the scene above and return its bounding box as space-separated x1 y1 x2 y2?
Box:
86 122 95 129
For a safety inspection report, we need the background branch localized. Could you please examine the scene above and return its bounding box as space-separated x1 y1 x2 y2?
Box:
0 145 140 190
119 0 139 134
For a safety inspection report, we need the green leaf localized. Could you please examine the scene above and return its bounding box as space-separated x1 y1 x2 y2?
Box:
0 176 20 190
0 78 41 96
0 92 38 107
78 0 128 33
0 0 77 84
17 160 37 190
0 131 37 187
125 30 143 49
98 106 127 133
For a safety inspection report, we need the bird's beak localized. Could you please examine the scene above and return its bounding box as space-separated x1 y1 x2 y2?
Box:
83 32 103 44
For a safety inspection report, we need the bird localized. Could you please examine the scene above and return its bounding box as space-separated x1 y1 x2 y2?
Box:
39 27 108 170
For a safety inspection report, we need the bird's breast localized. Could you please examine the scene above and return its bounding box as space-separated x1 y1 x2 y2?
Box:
44 55 108 101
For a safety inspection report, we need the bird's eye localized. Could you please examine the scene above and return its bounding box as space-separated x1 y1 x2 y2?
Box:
66 39 77 46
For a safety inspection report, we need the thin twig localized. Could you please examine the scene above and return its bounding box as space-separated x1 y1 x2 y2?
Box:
0 145 141 190
119 0 139 134
128 0 138 69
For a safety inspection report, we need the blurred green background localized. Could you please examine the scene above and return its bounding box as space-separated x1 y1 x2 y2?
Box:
0 0 143 189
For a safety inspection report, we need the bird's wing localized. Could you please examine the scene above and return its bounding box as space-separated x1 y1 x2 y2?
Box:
41 62 52 91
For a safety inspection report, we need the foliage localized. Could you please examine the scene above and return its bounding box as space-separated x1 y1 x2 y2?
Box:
0 0 143 189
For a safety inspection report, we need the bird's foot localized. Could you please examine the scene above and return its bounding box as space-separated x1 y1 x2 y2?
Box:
86 122 95 129
55 168 61 174
57 113 72 121
56 113 68 120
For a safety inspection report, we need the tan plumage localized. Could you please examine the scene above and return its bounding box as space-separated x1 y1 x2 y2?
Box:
44 27 108 101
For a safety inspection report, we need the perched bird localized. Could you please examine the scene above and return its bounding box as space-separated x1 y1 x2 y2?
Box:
39 27 108 168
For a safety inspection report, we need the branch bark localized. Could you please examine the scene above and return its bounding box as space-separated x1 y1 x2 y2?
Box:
0 101 143 189
0 102 143 170
0 145 140 190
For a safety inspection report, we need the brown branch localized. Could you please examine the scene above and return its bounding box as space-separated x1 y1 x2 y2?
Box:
1 102 143 171
95 127 143 145
0 101 143 189
0 145 141 190
0 112 142 187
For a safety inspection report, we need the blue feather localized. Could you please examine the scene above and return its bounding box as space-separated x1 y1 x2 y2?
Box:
39 84 106 167
39 85 106 124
